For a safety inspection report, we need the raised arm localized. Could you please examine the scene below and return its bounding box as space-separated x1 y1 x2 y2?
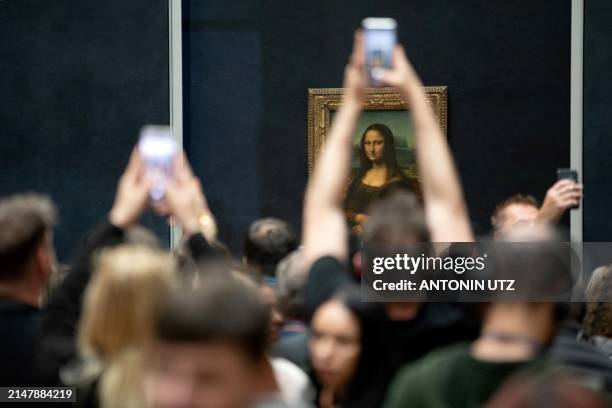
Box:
301 33 366 270
381 47 474 242
537 179 583 224
164 153 226 261
40 149 152 382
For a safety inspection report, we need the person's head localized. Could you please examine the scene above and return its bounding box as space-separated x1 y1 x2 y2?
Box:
147 277 270 408
275 249 307 322
79 244 176 359
243 217 298 277
77 244 176 408
174 235 232 288
359 124 399 174
0 193 58 305
491 194 540 235
309 292 362 397
258 279 284 345
582 265 612 338
124 225 161 248
233 263 285 345
483 224 571 346
486 373 607 408
361 192 429 321
363 191 429 244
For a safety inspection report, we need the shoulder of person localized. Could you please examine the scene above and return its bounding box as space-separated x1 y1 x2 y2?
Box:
309 255 348 275
388 171 411 184
60 355 102 387
271 357 316 408
392 342 471 388
414 341 471 370
271 357 309 381
590 335 612 359
383 343 470 408
347 170 364 187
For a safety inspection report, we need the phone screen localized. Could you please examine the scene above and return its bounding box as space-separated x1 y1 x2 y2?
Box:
557 168 578 182
363 18 397 86
138 125 178 201
556 168 579 209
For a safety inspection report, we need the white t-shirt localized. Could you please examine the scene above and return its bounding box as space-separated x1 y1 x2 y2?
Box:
271 357 315 408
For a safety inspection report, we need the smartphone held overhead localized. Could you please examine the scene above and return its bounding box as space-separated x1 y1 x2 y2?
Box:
362 17 397 86
557 168 578 183
138 125 178 201
557 168 580 209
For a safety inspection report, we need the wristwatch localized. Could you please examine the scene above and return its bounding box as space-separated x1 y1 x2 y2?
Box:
198 212 218 242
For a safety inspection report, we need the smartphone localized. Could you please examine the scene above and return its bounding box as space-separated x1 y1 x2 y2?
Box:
138 125 178 201
362 17 397 86
557 168 579 209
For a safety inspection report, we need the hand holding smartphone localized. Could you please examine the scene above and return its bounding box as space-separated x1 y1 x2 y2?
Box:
557 168 580 209
138 125 178 201
362 17 397 86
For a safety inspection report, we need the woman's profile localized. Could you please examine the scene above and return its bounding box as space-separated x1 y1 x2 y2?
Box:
344 123 418 233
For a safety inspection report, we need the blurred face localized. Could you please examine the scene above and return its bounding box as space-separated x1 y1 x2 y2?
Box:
146 341 259 408
37 231 58 286
259 283 284 344
363 130 385 163
309 300 361 393
497 203 539 234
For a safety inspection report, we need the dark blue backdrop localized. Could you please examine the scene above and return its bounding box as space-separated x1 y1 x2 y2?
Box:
5 0 612 261
584 0 612 241
0 0 169 261
183 0 572 253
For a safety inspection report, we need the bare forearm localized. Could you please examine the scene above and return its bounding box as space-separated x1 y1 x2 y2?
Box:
302 100 360 267
378 45 472 241
302 32 366 266
403 85 472 241
411 95 463 205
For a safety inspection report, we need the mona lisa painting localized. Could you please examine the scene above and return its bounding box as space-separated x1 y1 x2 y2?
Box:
307 87 448 231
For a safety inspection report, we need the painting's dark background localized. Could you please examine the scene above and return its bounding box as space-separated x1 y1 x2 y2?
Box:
184 0 572 252
0 0 169 261
4 0 612 260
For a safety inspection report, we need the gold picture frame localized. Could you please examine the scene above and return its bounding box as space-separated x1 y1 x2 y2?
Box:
307 87 448 176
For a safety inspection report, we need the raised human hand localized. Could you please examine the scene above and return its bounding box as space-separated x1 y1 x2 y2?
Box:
537 179 583 224
109 149 153 229
165 153 217 240
343 31 368 106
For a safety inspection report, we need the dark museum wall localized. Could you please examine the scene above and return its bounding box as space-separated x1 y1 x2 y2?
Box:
584 0 612 241
0 0 169 261
184 0 572 252
5 0 609 259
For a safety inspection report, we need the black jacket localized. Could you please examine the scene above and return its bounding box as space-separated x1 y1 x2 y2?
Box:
306 256 480 407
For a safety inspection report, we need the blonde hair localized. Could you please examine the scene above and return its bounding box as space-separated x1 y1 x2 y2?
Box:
78 244 176 408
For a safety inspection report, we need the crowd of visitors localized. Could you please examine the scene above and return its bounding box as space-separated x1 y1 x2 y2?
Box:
1 32 610 408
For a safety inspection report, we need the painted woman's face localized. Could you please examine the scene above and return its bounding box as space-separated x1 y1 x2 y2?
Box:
363 130 385 163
